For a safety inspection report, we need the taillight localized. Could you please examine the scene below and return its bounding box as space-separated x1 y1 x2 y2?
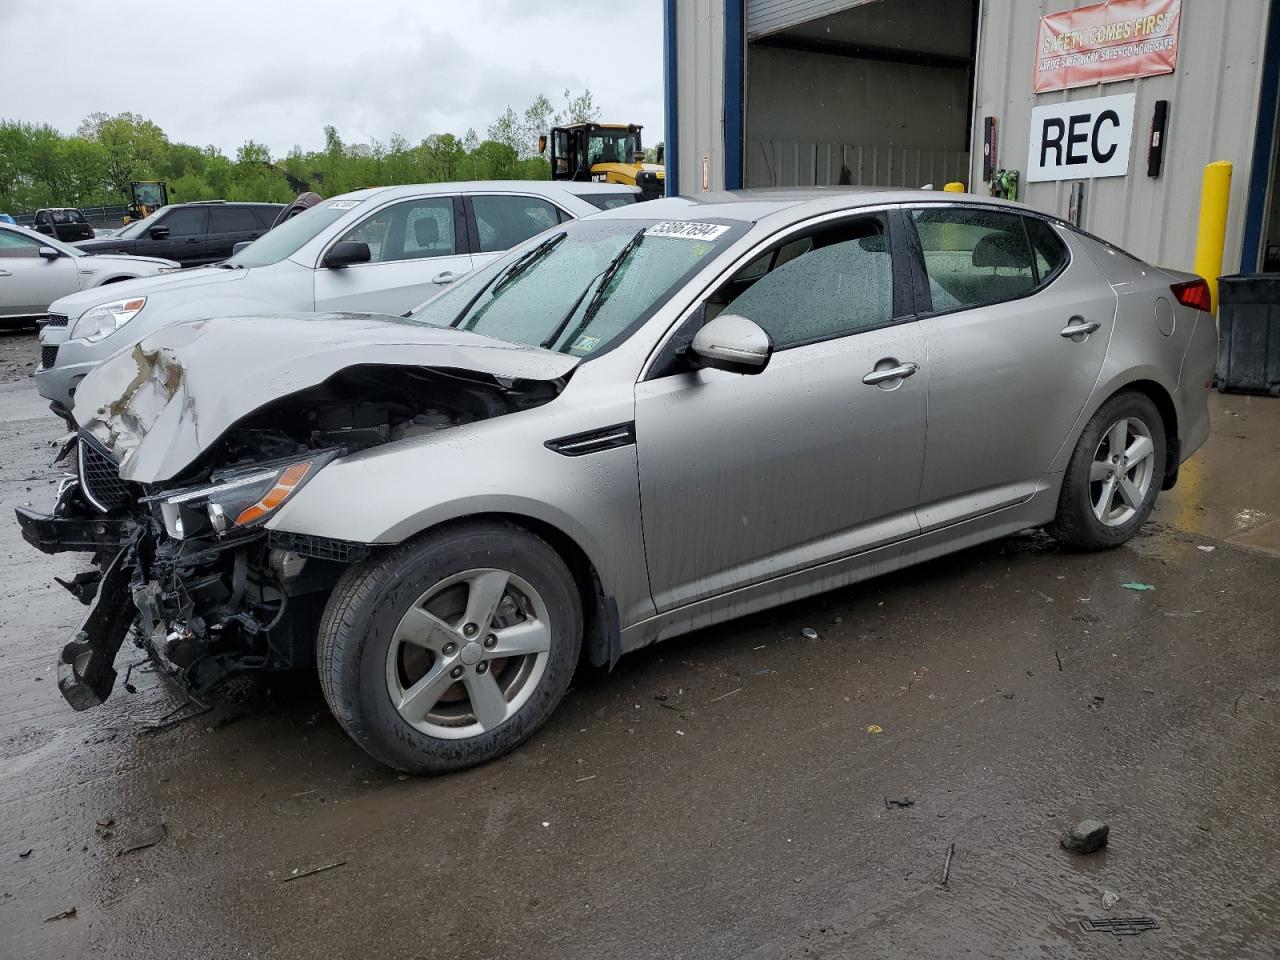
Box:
1170 278 1212 312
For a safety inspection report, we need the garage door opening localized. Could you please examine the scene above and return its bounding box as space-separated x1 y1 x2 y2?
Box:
744 0 977 190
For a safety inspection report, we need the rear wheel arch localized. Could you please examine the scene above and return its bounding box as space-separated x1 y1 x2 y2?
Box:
1112 379 1180 489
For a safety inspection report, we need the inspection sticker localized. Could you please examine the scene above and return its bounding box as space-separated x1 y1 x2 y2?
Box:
328 200 360 210
645 221 730 241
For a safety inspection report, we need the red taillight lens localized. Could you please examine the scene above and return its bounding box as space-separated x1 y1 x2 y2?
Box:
1171 278 1212 312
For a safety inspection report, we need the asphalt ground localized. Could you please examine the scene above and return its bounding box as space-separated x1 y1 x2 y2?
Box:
1 327 1277 959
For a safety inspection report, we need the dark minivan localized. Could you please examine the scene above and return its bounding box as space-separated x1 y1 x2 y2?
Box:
74 201 285 267
33 208 94 243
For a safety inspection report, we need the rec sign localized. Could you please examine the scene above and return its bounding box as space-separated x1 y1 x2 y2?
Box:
1026 93 1136 183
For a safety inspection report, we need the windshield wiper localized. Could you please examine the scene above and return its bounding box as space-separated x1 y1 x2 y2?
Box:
450 231 567 328
539 227 645 351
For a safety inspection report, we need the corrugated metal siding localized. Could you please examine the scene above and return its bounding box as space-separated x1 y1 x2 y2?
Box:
746 0 881 39
974 0 1272 272
677 0 728 192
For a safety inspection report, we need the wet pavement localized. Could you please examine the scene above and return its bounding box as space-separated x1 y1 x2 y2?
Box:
1 326 1278 959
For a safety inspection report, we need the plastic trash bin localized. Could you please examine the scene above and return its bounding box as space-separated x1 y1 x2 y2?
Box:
1216 274 1280 396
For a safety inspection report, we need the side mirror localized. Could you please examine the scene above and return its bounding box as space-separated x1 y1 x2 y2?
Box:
149 225 171 239
37 246 60 260
231 241 252 256
691 313 772 374
537 134 548 155
322 240 371 269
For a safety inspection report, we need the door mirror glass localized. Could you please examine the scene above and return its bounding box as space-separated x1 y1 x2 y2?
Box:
149 225 171 239
322 239 371 269
691 313 772 374
37 245 60 260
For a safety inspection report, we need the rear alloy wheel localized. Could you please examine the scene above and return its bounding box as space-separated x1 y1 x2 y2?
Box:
1047 391 1166 550
318 522 582 774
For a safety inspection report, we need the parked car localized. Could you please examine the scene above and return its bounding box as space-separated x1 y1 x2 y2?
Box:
73 201 284 267
0 223 178 329
33 208 94 243
17 189 1217 774
0 213 16 225
36 181 643 417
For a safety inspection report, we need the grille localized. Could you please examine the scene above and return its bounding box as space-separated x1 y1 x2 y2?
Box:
268 531 369 564
44 313 70 327
40 344 58 369
78 439 132 512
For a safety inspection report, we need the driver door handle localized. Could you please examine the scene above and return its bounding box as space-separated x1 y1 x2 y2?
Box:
862 362 919 385
432 271 461 285
0 269 10 277
1060 318 1101 338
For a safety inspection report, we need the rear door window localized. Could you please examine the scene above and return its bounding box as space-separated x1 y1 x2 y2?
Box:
471 195 563 253
910 207 1036 313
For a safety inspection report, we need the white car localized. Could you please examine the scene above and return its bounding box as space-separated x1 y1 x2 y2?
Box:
0 223 178 329
37 180 641 417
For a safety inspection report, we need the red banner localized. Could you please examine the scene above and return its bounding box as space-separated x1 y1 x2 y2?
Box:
1034 0 1181 94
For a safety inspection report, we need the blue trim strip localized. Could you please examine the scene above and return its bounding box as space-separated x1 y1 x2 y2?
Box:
724 0 746 190
1241 0 1280 272
663 0 680 196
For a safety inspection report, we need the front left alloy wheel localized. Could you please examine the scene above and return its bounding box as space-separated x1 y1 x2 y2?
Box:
317 521 582 774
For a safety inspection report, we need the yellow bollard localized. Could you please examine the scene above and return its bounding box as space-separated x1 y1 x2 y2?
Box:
944 181 965 193
1193 161 1232 312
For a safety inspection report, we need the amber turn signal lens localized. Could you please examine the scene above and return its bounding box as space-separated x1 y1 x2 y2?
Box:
233 461 312 526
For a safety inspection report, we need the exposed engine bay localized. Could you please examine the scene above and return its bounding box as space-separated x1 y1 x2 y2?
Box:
17 364 564 710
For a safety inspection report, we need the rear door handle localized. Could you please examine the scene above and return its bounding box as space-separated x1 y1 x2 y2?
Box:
432 271 461 285
1060 318 1101 339
862 361 919 385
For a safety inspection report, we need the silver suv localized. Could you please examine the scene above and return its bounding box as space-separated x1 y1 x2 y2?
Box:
35 181 639 419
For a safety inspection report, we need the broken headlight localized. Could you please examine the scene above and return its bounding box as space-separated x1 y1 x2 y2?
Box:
72 297 147 342
153 451 338 540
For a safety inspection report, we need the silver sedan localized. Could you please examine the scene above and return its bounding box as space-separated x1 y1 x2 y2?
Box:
0 223 177 328
18 189 1217 774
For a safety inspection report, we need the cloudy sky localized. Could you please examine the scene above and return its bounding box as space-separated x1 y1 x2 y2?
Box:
2 0 664 156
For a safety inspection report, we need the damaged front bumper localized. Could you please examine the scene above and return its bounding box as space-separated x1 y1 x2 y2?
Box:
16 461 362 712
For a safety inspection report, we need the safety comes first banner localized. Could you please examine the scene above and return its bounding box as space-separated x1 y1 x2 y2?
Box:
1034 0 1181 94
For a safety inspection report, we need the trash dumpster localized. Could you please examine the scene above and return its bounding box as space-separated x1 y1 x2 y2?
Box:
1216 274 1280 396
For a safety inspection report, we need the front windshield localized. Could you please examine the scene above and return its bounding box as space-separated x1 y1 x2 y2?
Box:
116 210 160 239
408 217 742 359
225 199 355 268
587 130 641 166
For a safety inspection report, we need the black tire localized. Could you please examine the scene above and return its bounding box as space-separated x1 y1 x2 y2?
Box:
1047 391 1166 550
317 521 582 774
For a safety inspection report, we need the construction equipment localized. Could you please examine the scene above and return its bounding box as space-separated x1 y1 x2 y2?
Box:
539 123 665 200
126 180 168 222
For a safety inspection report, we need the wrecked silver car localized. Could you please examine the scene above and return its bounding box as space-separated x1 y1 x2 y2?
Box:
16 191 1216 773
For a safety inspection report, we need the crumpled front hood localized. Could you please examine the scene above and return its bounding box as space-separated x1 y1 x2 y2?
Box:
51 265 244 317
73 312 579 484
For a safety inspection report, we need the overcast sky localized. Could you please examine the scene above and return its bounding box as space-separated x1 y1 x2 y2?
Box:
2 0 663 156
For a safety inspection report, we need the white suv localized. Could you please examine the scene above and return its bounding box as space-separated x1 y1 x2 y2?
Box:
36 180 639 419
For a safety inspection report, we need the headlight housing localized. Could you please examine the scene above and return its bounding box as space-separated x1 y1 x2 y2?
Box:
151 452 337 540
73 297 147 342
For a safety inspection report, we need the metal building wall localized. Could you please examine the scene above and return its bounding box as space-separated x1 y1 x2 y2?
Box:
745 0 880 38
974 0 1273 272
673 0 729 195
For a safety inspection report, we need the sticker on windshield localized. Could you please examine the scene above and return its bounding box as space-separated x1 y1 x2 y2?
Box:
645 221 730 241
328 200 359 210
571 334 601 353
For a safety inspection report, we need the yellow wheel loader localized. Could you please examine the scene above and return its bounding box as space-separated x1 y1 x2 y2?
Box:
539 123 665 200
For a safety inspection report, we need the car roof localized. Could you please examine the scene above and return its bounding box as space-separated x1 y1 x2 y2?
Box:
587 186 1047 225
329 181 636 204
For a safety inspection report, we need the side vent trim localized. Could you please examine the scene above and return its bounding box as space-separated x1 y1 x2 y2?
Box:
545 422 636 457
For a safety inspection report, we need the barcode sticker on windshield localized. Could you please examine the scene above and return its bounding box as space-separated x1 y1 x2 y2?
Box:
328 200 359 210
645 221 730 241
